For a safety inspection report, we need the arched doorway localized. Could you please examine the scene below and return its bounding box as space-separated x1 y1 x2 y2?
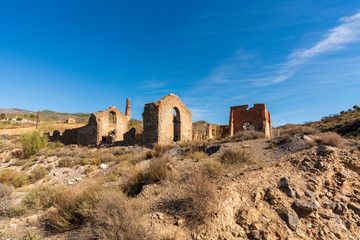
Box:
242 122 254 131
173 107 181 141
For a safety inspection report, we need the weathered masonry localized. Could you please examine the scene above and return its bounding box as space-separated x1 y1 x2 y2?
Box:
50 104 130 145
229 104 272 138
142 93 192 144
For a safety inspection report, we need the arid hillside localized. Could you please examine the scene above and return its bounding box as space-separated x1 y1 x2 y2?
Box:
0 124 359 239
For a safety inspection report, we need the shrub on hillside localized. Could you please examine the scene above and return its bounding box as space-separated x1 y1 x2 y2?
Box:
220 149 254 165
278 124 318 139
43 183 102 231
147 158 168 183
0 169 29 188
122 168 147 197
84 190 150 239
316 132 343 147
220 131 265 143
28 166 49 183
182 173 217 228
22 184 57 210
0 183 13 199
200 159 222 178
188 150 208 161
21 131 48 157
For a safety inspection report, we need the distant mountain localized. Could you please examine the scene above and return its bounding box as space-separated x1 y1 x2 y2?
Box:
0 108 35 114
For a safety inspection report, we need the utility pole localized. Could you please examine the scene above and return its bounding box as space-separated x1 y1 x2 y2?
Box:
36 109 40 130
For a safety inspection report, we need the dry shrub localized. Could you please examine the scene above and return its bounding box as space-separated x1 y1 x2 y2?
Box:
182 173 217 227
147 158 168 183
220 131 265 143
84 190 151 240
278 124 318 137
100 152 115 163
220 149 254 165
43 183 102 231
58 157 77 168
316 132 343 147
0 169 29 188
153 143 175 157
187 150 208 161
200 159 222 178
22 184 57 210
122 168 147 197
29 166 49 183
0 183 13 199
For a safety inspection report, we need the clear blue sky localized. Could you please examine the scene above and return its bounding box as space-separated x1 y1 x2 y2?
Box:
1 1 360 126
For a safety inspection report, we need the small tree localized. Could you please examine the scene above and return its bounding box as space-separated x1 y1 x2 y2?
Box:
0 113 5 120
21 131 48 157
353 105 360 111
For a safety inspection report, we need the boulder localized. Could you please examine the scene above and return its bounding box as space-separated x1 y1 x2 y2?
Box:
293 199 319 216
283 210 299 231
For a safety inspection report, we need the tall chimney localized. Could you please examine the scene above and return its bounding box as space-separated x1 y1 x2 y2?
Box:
125 98 131 120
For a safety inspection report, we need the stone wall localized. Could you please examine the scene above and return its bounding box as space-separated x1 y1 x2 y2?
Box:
229 104 272 138
51 106 129 145
142 93 192 144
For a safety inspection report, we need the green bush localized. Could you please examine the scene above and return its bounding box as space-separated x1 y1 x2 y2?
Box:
21 131 48 157
0 169 29 188
47 141 63 150
0 113 5 119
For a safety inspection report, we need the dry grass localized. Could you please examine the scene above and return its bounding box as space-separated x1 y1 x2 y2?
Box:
218 131 265 143
187 150 208 161
200 159 222 178
182 173 217 228
220 149 254 165
122 167 147 197
0 183 13 199
28 166 49 183
84 190 151 240
22 184 57 210
147 158 168 183
43 183 102 231
278 124 319 140
316 132 343 147
0 169 29 188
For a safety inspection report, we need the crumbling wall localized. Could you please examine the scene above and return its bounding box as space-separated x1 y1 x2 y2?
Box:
142 93 192 144
229 104 272 138
52 106 129 146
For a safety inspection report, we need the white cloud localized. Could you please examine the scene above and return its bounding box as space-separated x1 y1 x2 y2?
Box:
272 11 360 83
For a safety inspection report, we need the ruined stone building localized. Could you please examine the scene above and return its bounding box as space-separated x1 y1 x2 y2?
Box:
229 104 272 138
142 93 192 144
50 103 131 145
66 118 76 124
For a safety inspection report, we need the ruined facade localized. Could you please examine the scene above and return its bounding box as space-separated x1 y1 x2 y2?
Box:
142 93 192 144
66 118 76 124
229 104 272 138
51 105 130 145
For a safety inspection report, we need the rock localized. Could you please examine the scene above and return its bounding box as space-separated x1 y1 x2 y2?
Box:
205 145 220 155
68 180 74 185
283 210 299 231
340 181 354 195
334 215 342 224
236 208 261 226
318 209 334 219
305 189 316 198
264 188 281 205
293 199 318 215
251 191 263 204
348 202 360 215
278 177 290 189
334 202 347 215
168 147 187 157
100 163 107 169
317 145 336 155
321 196 336 209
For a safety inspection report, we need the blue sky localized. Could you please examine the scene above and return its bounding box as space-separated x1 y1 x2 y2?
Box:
1 1 360 126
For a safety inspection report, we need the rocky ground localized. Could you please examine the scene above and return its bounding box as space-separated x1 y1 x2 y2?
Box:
0 133 359 240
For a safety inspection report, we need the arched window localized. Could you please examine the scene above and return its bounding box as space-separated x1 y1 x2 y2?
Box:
173 107 181 141
109 111 116 125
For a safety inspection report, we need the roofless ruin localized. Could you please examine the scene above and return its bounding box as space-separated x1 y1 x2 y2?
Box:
48 93 272 145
